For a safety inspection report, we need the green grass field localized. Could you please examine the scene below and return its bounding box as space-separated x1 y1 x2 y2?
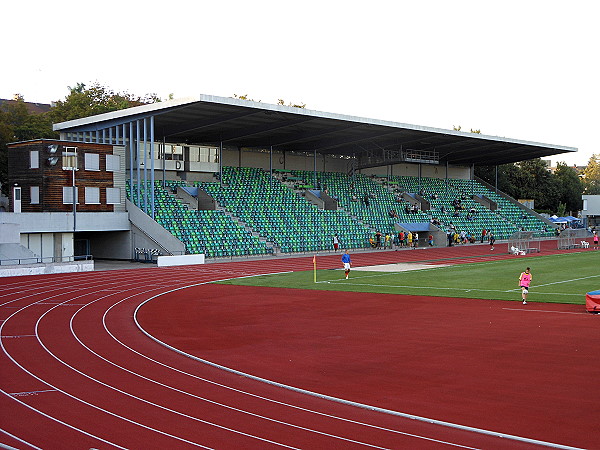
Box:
218 251 600 304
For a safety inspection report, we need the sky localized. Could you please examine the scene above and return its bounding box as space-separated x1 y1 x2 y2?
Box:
2 1 598 166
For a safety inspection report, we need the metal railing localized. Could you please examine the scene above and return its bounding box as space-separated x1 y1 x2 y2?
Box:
0 255 93 266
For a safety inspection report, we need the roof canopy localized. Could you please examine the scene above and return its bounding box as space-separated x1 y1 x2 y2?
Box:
54 95 576 167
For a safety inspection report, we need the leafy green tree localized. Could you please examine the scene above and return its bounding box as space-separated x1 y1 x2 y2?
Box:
514 158 559 211
1 83 160 194
49 82 160 123
0 98 56 194
553 162 583 214
582 153 600 194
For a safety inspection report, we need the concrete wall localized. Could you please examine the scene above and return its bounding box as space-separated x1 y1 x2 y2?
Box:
19 232 74 262
0 260 94 278
0 222 20 244
1 211 129 233
362 163 471 179
127 199 185 256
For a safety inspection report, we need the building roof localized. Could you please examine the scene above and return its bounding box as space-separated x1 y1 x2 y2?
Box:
54 94 577 167
0 98 52 115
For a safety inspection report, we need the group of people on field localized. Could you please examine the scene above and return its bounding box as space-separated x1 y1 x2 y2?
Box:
339 251 534 308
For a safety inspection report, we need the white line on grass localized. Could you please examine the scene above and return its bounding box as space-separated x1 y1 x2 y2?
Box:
330 282 582 297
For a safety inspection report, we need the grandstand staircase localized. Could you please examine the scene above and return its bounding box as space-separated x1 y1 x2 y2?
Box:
219 208 280 254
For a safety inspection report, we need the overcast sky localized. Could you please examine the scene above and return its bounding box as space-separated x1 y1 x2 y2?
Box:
2 1 597 166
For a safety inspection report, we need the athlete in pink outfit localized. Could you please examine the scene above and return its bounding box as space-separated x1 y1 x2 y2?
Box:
519 267 532 304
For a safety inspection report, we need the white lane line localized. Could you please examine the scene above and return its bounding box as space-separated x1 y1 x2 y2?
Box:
502 308 589 315
0 279 208 449
83 281 479 449
135 277 583 450
0 426 43 450
102 293 482 449
35 283 302 449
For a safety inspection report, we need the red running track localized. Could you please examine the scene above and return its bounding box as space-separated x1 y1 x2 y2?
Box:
1 243 597 449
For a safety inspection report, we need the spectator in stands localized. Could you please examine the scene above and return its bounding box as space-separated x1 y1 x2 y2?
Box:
404 205 411 214
364 194 370 206
351 194 358 202
440 205 446 213
332 234 340 252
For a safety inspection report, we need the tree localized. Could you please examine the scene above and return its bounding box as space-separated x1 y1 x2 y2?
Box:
513 158 559 211
49 82 160 123
277 99 306 109
582 153 600 194
0 98 55 194
1 83 161 195
553 162 583 214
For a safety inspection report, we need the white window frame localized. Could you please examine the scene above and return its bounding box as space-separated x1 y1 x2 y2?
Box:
84 153 100 171
84 186 100 204
30 150 39 169
62 186 79 204
30 186 40 204
106 187 121 205
106 154 120 172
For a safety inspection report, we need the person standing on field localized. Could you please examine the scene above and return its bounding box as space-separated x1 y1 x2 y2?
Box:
489 232 495 250
519 267 532 304
341 250 351 280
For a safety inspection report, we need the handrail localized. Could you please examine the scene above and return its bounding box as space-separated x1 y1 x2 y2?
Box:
0 255 93 266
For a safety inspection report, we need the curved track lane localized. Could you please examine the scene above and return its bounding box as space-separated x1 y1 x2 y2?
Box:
1 248 587 449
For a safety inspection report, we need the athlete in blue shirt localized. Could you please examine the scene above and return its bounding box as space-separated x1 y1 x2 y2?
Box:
341 250 351 279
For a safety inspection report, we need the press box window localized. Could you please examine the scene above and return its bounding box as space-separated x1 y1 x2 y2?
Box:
30 186 40 204
85 153 100 171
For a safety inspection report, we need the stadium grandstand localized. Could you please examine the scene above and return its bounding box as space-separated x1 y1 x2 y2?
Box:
2 95 577 268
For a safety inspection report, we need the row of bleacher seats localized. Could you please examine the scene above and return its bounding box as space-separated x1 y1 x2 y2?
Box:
198 167 372 253
127 167 554 258
127 180 273 258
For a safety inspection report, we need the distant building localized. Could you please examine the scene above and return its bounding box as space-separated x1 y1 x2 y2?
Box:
582 195 600 229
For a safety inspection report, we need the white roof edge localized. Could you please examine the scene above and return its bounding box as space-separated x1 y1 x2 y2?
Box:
54 93 577 153
53 96 198 130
